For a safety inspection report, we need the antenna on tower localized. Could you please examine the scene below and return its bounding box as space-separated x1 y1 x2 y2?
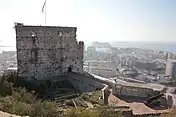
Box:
42 0 47 25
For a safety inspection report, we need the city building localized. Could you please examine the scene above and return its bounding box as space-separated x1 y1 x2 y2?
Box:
165 59 176 81
87 46 96 58
15 23 84 80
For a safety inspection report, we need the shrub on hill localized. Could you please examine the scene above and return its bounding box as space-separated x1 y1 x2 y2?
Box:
0 72 123 117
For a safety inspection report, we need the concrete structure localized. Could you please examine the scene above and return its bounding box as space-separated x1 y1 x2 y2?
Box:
84 66 118 78
66 73 104 92
166 87 176 108
87 46 96 58
66 72 116 92
101 85 111 105
84 60 118 78
165 59 176 81
15 23 84 80
112 80 165 98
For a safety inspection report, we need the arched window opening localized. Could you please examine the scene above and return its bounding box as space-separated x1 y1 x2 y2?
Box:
68 66 72 72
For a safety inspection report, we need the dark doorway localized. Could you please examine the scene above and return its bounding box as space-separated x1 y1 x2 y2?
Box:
68 66 72 72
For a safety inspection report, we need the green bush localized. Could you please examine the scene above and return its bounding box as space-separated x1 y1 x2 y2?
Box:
10 101 32 116
80 91 102 105
12 87 37 104
30 100 63 117
0 96 32 116
0 91 63 117
65 108 99 117
0 75 13 96
81 94 89 101
65 108 123 117
99 109 123 117
161 109 176 117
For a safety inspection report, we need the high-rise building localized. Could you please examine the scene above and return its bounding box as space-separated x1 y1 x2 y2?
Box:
165 59 176 81
87 46 96 57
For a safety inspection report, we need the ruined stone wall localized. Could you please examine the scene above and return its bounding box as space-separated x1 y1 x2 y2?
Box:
66 72 104 92
112 84 160 98
15 25 83 80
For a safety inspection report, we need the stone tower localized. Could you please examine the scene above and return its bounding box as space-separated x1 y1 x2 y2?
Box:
15 23 84 80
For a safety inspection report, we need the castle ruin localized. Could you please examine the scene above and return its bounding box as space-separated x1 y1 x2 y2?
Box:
15 23 84 80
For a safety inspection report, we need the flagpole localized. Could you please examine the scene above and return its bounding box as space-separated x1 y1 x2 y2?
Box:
45 0 47 26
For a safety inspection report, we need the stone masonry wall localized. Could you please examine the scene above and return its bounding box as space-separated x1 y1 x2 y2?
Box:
112 84 160 98
66 72 104 92
15 25 84 80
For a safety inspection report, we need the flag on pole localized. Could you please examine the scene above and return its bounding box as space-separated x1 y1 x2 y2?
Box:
42 0 46 13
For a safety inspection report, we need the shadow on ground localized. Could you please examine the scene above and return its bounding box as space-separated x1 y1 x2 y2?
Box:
118 95 146 103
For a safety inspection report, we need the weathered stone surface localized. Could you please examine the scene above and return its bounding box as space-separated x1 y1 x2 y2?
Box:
112 84 160 98
15 24 84 80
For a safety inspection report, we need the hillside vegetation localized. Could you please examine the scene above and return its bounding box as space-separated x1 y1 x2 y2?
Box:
0 72 123 117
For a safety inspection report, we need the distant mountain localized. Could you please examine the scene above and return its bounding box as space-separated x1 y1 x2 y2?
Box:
110 41 176 52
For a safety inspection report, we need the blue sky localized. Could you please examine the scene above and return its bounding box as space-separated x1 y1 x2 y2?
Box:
0 0 175 46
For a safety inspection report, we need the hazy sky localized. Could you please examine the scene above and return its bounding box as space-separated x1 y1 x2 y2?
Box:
0 0 175 46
